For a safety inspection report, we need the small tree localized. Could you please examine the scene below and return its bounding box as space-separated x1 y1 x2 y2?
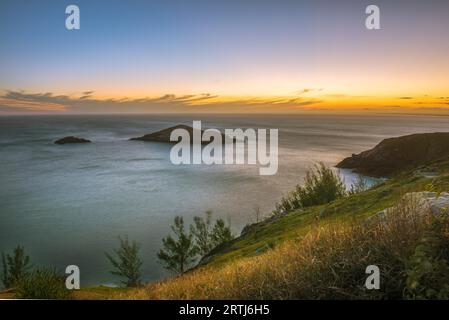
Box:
253 206 261 223
190 211 234 257
190 211 214 256
1 245 31 289
211 219 233 247
158 216 198 274
105 236 142 287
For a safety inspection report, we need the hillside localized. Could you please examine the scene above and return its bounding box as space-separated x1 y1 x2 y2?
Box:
72 156 449 299
182 158 449 270
336 132 449 177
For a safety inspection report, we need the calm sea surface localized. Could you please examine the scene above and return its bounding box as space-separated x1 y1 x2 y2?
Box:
1 114 449 286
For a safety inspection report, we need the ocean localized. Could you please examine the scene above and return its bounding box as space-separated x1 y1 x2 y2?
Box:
1 113 449 286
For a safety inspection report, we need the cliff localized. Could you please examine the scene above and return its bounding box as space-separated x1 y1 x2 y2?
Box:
336 132 449 177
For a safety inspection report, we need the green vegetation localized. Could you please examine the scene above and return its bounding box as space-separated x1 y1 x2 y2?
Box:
206 165 449 268
404 217 449 299
158 216 198 274
210 219 233 247
1 246 70 299
191 211 234 256
190 211 215 256
71 285 134 300
106 236 143 287
137 196 449 299
1 246 31 289
158 213 234 274
273 163 346 215
15 268 71 299
348 174 370 195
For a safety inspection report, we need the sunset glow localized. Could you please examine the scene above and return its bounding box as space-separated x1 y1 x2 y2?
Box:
1 0 448 113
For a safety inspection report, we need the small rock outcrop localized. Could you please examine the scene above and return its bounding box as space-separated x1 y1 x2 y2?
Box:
54 136 91 145
336 132 449 177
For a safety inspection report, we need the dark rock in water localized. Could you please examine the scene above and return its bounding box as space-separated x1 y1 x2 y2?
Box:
336 132 449 177
130 124 226 144
54 136 91 145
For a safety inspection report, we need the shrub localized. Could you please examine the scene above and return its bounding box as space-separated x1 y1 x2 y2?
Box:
1 245 31 289
404 216 449 299
106 236 143 287
273 163 346 215
15 268 71 299
348 175 370 195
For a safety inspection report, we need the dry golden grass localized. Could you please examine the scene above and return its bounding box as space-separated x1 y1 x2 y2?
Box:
111 195 446 300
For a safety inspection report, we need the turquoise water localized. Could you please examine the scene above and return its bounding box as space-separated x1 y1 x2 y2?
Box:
1 114 449 286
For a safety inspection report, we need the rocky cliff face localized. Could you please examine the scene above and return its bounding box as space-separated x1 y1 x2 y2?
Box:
336 132 449 177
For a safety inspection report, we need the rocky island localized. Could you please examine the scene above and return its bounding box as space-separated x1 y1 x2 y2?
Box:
130 124 226 144
336 132 449 177
54 136 91 145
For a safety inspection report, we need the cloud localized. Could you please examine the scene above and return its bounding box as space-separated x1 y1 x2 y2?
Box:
0 90 322 114
296 88 323 95
398 96 413 100
0 91 68 112
79 91 94 100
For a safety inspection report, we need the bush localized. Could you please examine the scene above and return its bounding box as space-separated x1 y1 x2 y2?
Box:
106 236 143 287
15 268 71 299
1 245 31 289
274 163 346 215
404 216 449 299
348 175 370 195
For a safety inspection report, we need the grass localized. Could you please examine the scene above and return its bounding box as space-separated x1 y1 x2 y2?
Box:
72 286 134 300
110 192 449 299
70 160 449 300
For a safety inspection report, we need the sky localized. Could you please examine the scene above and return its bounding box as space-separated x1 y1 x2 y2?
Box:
0 0 448 114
